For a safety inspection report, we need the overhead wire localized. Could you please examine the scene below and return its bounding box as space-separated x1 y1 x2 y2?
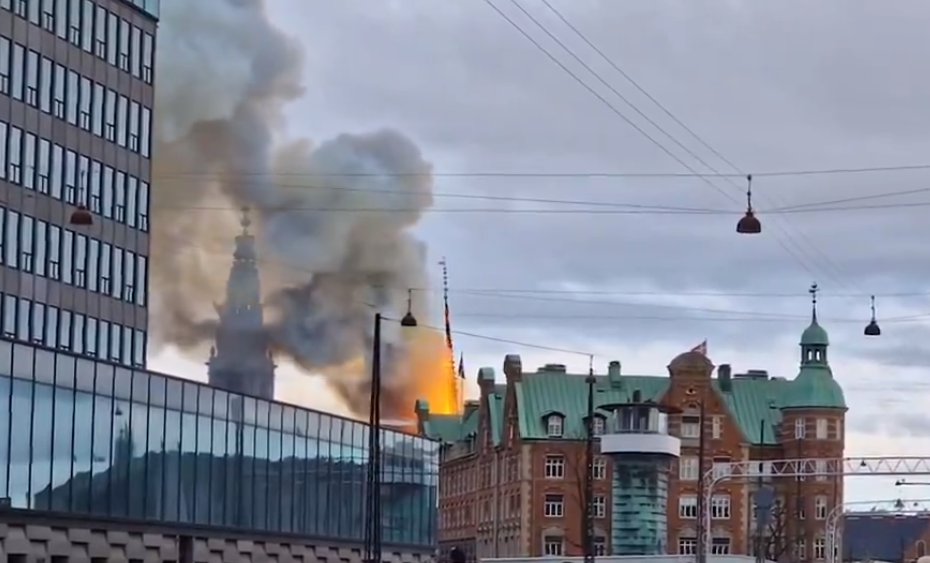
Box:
514 0 861 299
155 162 930 178
167 238 930 329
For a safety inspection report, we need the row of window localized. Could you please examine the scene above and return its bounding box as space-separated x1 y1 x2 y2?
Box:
0 207 148 307
541 492 606 518
542 535 607 557
1 293 146 367
543 413 605 437
677 456 839 481
1 0 155 83
0 37 153 158
542 412 842 442
542 453 607 480
0 122 150 231
677 493 833 520
678 537 734 556
678 536 832 559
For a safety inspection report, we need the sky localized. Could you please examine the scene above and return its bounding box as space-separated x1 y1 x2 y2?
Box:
149 0 930 504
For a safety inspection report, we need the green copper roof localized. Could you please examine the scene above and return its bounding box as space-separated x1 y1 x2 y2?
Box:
781 364 846 409
801 320 829 346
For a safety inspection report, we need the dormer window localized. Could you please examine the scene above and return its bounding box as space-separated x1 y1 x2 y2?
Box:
546 414 564 437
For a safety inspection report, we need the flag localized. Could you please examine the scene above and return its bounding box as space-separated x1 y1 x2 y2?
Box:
690 339 708 355
457 353 466 379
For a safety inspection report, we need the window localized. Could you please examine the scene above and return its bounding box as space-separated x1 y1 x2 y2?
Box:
795 417 806 438
835 418 843 440
592 457 607 480
917 540 926 558
679 456 698 481
815 495 828 519
594 537 607 556
813 537 826 560
712 457 732 479
710 494 731 519
543 494 564 517
543 455 564 479
815 459 828 481
592 416 605 436
678 537 697 555
797 538 807 560
712 415 722 439
0 37 9 94
711 537 731 555
679 495 698 518
543 536 563 556
816 418 828 439
546 415 563 437
681 414 701 438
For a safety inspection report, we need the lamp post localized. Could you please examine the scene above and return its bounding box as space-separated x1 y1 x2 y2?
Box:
364 291 418 563
583 359 596 563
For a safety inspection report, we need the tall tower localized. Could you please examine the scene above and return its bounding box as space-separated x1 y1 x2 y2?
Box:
207 207 276 399
601 393 681 555
779 283 846 561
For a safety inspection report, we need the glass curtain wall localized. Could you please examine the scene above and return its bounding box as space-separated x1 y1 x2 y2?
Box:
0 338 438 547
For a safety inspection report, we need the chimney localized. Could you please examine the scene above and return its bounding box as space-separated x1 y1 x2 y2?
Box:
718 364 732 393
608 360 622 388
503 354 522 383
477 367 497 397
538 364 566 373
414 399 430 435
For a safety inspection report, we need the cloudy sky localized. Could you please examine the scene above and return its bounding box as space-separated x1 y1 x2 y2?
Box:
150 0 930 502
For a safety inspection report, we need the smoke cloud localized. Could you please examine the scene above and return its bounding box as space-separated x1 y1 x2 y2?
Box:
150 0 445 419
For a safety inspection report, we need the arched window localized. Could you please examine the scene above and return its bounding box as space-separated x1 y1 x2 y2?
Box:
917 540 926 558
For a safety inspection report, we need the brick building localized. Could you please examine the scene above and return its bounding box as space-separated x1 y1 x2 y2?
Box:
416 311 846 561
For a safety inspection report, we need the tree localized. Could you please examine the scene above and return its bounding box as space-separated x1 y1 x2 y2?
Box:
757 498 791 562
563 444 601 553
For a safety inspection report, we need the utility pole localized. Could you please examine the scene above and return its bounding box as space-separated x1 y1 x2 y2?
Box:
696 395 707 563
583 357 596 563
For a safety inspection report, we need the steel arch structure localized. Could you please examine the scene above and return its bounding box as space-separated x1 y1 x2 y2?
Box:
826 498 930 563
700 457 930 559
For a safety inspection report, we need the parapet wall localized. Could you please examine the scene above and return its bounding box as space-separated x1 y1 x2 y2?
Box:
0 511 435 563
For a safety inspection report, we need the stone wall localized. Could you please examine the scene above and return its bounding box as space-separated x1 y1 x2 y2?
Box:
0 516 435 563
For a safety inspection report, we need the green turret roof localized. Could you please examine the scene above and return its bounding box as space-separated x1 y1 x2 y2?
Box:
800 320 830 346
780 364 846 409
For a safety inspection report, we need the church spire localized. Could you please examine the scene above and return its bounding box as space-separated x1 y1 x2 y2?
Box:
207 206 276 399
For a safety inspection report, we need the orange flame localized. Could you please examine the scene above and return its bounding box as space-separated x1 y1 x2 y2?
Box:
401 327 458 415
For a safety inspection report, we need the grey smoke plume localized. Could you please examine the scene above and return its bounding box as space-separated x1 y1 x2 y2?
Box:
151 0 445 418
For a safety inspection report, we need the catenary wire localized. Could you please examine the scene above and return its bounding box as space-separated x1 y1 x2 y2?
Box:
155 200 930 215
151 174 930 213
485 0 854 296
154 162 930 179
172 239 929 325
529 0 866 300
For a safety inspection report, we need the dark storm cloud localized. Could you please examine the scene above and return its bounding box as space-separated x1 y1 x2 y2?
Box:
254 0 930 432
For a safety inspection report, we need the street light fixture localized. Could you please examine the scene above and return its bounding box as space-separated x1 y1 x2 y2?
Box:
864 295 881 337
364 291 418 563
736 174 762 234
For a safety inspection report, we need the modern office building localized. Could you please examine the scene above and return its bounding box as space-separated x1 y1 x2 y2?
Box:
0 3 439 562
0 0 155 371
0 337 439 561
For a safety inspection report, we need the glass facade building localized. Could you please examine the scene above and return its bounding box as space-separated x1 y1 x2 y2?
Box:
0 337 440 548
